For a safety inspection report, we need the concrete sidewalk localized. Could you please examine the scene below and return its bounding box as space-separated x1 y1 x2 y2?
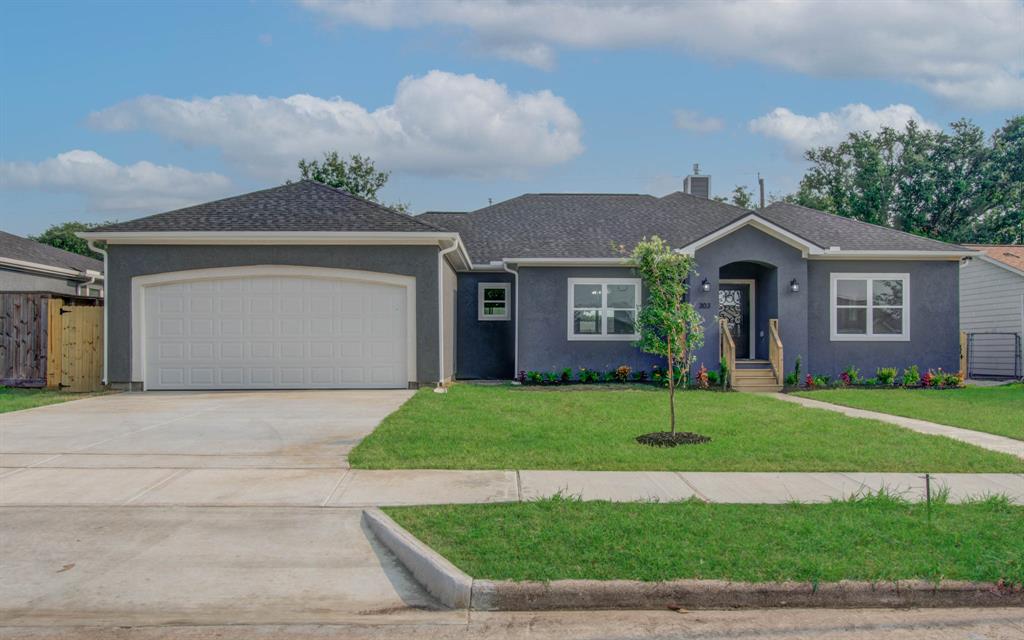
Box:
3 467 1021 506
774 393 1024 460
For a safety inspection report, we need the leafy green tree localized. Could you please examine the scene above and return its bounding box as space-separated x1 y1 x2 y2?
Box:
789 116 1023 244
630 236 704 435
30 221 107 259
713 185 757 208
296 152 408 212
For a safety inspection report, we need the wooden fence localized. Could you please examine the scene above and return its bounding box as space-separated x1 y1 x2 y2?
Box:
1 293 103 392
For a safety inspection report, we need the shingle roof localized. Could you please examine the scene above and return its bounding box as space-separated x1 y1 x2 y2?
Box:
965 244 1024 272
758 202 969 252
418 193 970 263
0 230 103 273
93 180 445 233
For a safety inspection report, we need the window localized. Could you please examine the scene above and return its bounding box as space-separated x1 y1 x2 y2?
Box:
830 273 909 341
478 283 510 321
567 278 641 340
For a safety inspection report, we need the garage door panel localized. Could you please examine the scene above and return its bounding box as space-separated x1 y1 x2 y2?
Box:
144 274 408 390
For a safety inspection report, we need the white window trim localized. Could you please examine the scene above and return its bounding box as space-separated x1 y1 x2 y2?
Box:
829 272 910 342
567 277 641 341
478 282 511 321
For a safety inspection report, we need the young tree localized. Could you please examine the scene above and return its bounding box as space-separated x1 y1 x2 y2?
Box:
712 185 757 208
630 236 704 434
296 152 408 212
31 221 107 259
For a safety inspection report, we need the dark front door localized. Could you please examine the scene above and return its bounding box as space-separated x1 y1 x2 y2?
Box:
718 283 751 359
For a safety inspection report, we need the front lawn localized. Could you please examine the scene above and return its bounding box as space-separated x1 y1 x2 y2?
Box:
0 387 105 414
794 383 1023 441
386 495 1024 584
349 385 1024 472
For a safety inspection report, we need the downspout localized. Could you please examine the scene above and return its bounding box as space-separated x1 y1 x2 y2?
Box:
435 240 459 393
502 261 519 378
86 240 109 385
76 274 98 297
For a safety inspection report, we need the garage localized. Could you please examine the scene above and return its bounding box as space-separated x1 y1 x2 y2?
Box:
135 266 415 390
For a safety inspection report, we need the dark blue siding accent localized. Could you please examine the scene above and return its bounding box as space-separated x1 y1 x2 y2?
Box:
456 272 515 379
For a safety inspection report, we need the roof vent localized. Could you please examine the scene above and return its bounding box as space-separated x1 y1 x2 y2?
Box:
683 164 710 199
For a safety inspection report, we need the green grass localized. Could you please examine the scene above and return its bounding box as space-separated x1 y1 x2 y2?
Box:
794 383 1024 441
385 494 1024 584
349 384 1024 472
0 387 105 413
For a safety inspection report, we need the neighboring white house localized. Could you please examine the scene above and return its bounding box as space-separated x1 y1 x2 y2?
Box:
960 244 1024 379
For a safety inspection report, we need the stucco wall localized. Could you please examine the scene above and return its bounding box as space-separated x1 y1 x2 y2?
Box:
1 267 84 296
806 259 960 376
105 244 441 385
517 266 663 375
691 225 808 376
442 258 458 381
455 272 515 379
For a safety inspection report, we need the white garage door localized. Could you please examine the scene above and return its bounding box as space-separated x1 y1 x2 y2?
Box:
143 274 409 390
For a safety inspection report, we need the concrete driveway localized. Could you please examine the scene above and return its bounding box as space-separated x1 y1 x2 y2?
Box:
0 390 465 627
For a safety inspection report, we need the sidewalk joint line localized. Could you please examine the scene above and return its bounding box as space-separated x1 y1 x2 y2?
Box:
321 470 351 507
121 468 190 505
676 472 710 502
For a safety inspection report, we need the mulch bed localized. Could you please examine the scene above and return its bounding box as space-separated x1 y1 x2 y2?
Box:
635 431 712 447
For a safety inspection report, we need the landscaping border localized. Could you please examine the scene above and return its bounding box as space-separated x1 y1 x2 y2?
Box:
364 508 1024 611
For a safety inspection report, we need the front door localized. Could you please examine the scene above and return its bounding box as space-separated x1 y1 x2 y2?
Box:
718 282 751 359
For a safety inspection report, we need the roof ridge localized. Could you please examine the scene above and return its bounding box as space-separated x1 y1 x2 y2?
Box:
763 201 966 250
299 180 446 232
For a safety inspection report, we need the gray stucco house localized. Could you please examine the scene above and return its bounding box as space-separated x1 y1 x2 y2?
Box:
1 230 104 298
81 178 975 391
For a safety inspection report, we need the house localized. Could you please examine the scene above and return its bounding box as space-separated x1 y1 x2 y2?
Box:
1 231 105 388
1 230 104 298
80 176 975 391
959 244 1024 379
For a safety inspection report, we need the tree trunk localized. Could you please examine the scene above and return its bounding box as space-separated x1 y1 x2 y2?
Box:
667 338 676 435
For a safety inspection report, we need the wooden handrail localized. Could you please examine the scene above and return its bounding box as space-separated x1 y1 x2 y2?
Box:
768 318 783 385
720 318 736 389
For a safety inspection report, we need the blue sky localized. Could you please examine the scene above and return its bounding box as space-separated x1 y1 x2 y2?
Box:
2 0 1021 236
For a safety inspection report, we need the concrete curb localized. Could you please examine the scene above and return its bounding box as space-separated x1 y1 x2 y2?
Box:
470 578 1024 610
365 509 1023 611
361 508 472 609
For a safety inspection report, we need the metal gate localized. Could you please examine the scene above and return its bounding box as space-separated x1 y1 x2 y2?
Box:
966 332 1022 380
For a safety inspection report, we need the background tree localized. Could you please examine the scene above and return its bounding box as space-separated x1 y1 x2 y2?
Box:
713 185 757 208
31 221 108 260
295 152 409 212
787 116 1023 244
630 236 704 435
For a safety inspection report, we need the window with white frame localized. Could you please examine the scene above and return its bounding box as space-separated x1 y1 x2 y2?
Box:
830 273 909 341
567 278 641 340
478 283 511 321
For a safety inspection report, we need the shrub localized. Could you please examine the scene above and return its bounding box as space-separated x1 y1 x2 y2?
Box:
526 371 543 384
794 355 802 381
863 377 878 386
706 370 720 387
542 371 560 384
614 365 632 382
560 367 573 383
696 364 710 390
876 367 897 385
922 370 935 387
943 372 964 388
902 365 920 386
813 374 832 387
602 370 617 383
718 356 730 388
632 369 648 382
577 368 599 384
840 365 860 386
517 370 527 384
784 371 798 386
650 365 664 383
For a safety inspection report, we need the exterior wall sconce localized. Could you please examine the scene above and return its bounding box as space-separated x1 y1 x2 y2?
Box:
701 278 711 292
790 278 800 293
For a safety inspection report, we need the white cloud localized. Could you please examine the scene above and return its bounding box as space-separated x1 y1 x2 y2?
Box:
673 109 724 134
87 70 584 179
299 0 1024 109
0 150 232 212
748 103 938 155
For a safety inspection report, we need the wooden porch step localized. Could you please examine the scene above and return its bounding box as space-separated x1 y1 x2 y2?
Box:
733 369 777 378
733 382 783 393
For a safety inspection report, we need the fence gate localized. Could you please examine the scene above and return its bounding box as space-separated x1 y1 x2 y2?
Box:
48 301 104 392
966 332 1022 380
